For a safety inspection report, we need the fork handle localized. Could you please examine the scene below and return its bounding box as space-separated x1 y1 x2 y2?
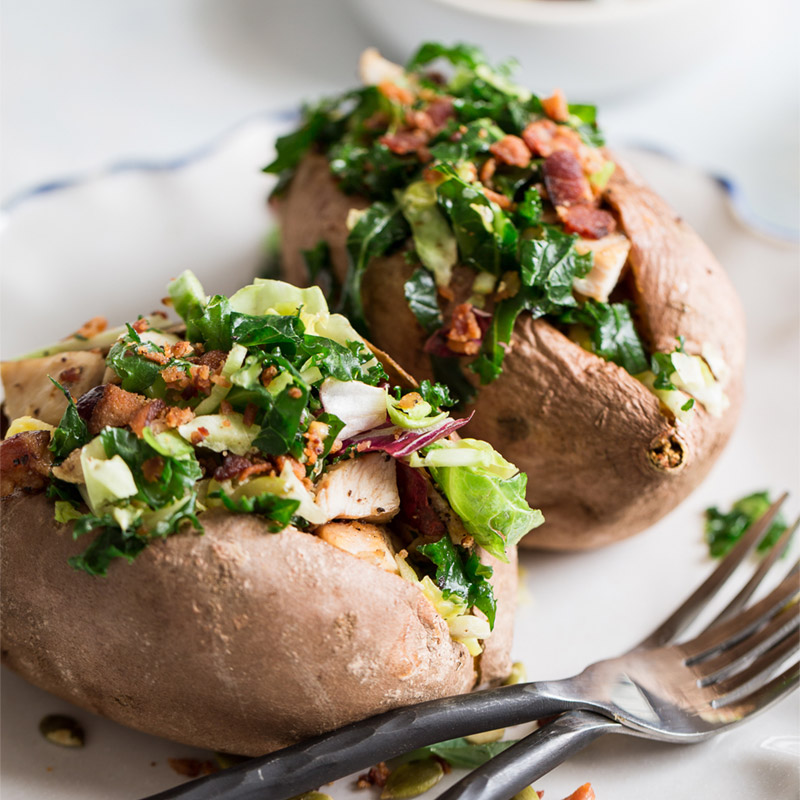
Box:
435 711 622 800
140 682 575 800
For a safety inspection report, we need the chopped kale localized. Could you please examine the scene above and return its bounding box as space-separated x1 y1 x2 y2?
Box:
705 491 791 559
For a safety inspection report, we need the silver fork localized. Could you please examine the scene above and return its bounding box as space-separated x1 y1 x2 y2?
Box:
437 499 800 800
142 495 799 800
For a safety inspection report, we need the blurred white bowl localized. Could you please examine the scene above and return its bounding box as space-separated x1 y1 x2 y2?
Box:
346 0 725 101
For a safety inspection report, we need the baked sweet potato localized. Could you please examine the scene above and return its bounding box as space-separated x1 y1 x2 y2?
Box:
0 273 532 755
274 45 745 549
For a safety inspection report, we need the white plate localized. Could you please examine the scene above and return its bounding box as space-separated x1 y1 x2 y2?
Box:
1 116 798 800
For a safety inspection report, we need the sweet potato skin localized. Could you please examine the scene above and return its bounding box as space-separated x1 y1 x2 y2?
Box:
279 153 745 549
0 493 516 755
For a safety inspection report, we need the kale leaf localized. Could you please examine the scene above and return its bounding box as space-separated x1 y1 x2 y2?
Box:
210 489 300 532
417 534 497 627
404 267 443 334
48 378 90 464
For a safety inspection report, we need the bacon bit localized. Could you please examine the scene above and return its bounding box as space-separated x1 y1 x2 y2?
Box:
356 441 371 453
162 365 191 391
558 204 617 239
562 784 595 800
490 134 531 167
303 420 330 466
221 419 231 428
210 374 231 388
437 284 455 301
188 364 212 395
219 400 233 416
479 157 497 186
288 387 303 400
482 187 512 210
190 427 209 446
58 366 83 384
542 150 593 207
163 406 194 429
422 166 442 183
522 119 606 174
69 316 107 340
137 346 170 366
416 145 432 164
379 128 429 155
329 438 343 455
357 761 391 789
364 110 391 131
168 340 194 359
238 461 273 483
426 96 455 129
214 454 252 482
129 399 168 438
260 365 278 387
167 758 218 779
88 384 148 435
397 392 423 410
132 318 150 334
542 88 570 122
141 456 165 483
0 431 52 498
192 342 205 355
242 403 258 428
275 454 307 484
377 80 415 106
446 303 483 355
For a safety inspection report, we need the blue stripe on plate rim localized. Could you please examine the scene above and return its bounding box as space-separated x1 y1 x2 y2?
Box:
2 112 797 246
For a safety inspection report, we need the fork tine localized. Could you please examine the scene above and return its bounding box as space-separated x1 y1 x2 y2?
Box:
709 627 800 698
696 602 799 683
711 661 800 719
683 562 799 661
637 493 789 649
707 515 800 629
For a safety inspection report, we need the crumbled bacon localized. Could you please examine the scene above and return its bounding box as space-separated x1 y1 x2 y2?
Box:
219 400 233 416
164 406 194 429
543 151 593 207
214 454 254 482
137 346 170 366
88 384 148 435
260 365 278 387
303 420 330 465
479 157 497 186
196 349 227 373
161 365 191 391
288 387 303 400
522 119 605 174
242 403 258 428
132 318 150 334
558 204 617 239
489 134 531 167
190 427 209 445
168 340 194 359
446 303 484 355
0 430 52 497
379 128 429 155
482 187 512 210
141 456 165 483
406 96 454 135
377 80 414 106
70 316 108 340
542 88 570 122
357 762 391 789
275 454 309 486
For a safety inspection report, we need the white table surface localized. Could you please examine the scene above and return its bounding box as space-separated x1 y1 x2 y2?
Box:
1 0 798 234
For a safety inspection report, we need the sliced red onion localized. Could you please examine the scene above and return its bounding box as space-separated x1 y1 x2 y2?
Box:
319 378 388 439
344 413 473 458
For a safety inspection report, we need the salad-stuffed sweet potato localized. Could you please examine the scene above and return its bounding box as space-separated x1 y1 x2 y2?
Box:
0 273 540 756
272 43 745 549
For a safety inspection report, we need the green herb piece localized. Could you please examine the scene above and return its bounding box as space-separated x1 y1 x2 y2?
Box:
253 381 309 457
413 737 516 769
406 42 487 72
210 489 300 532
417 535 497 628
417 379 456 409
404 268 443 334
705 491 791 558
68 515 149 576
48 378 90 464
343 201 410 332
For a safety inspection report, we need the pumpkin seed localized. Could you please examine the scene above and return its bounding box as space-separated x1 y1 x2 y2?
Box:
503 661 527 686
381 758 444 798
38 714 85 748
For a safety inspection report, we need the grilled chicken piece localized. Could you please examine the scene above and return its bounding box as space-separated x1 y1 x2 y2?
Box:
314 453 400 523
573 232 631 303
1 351 106 426
316 521 399 574
0 430 53 497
